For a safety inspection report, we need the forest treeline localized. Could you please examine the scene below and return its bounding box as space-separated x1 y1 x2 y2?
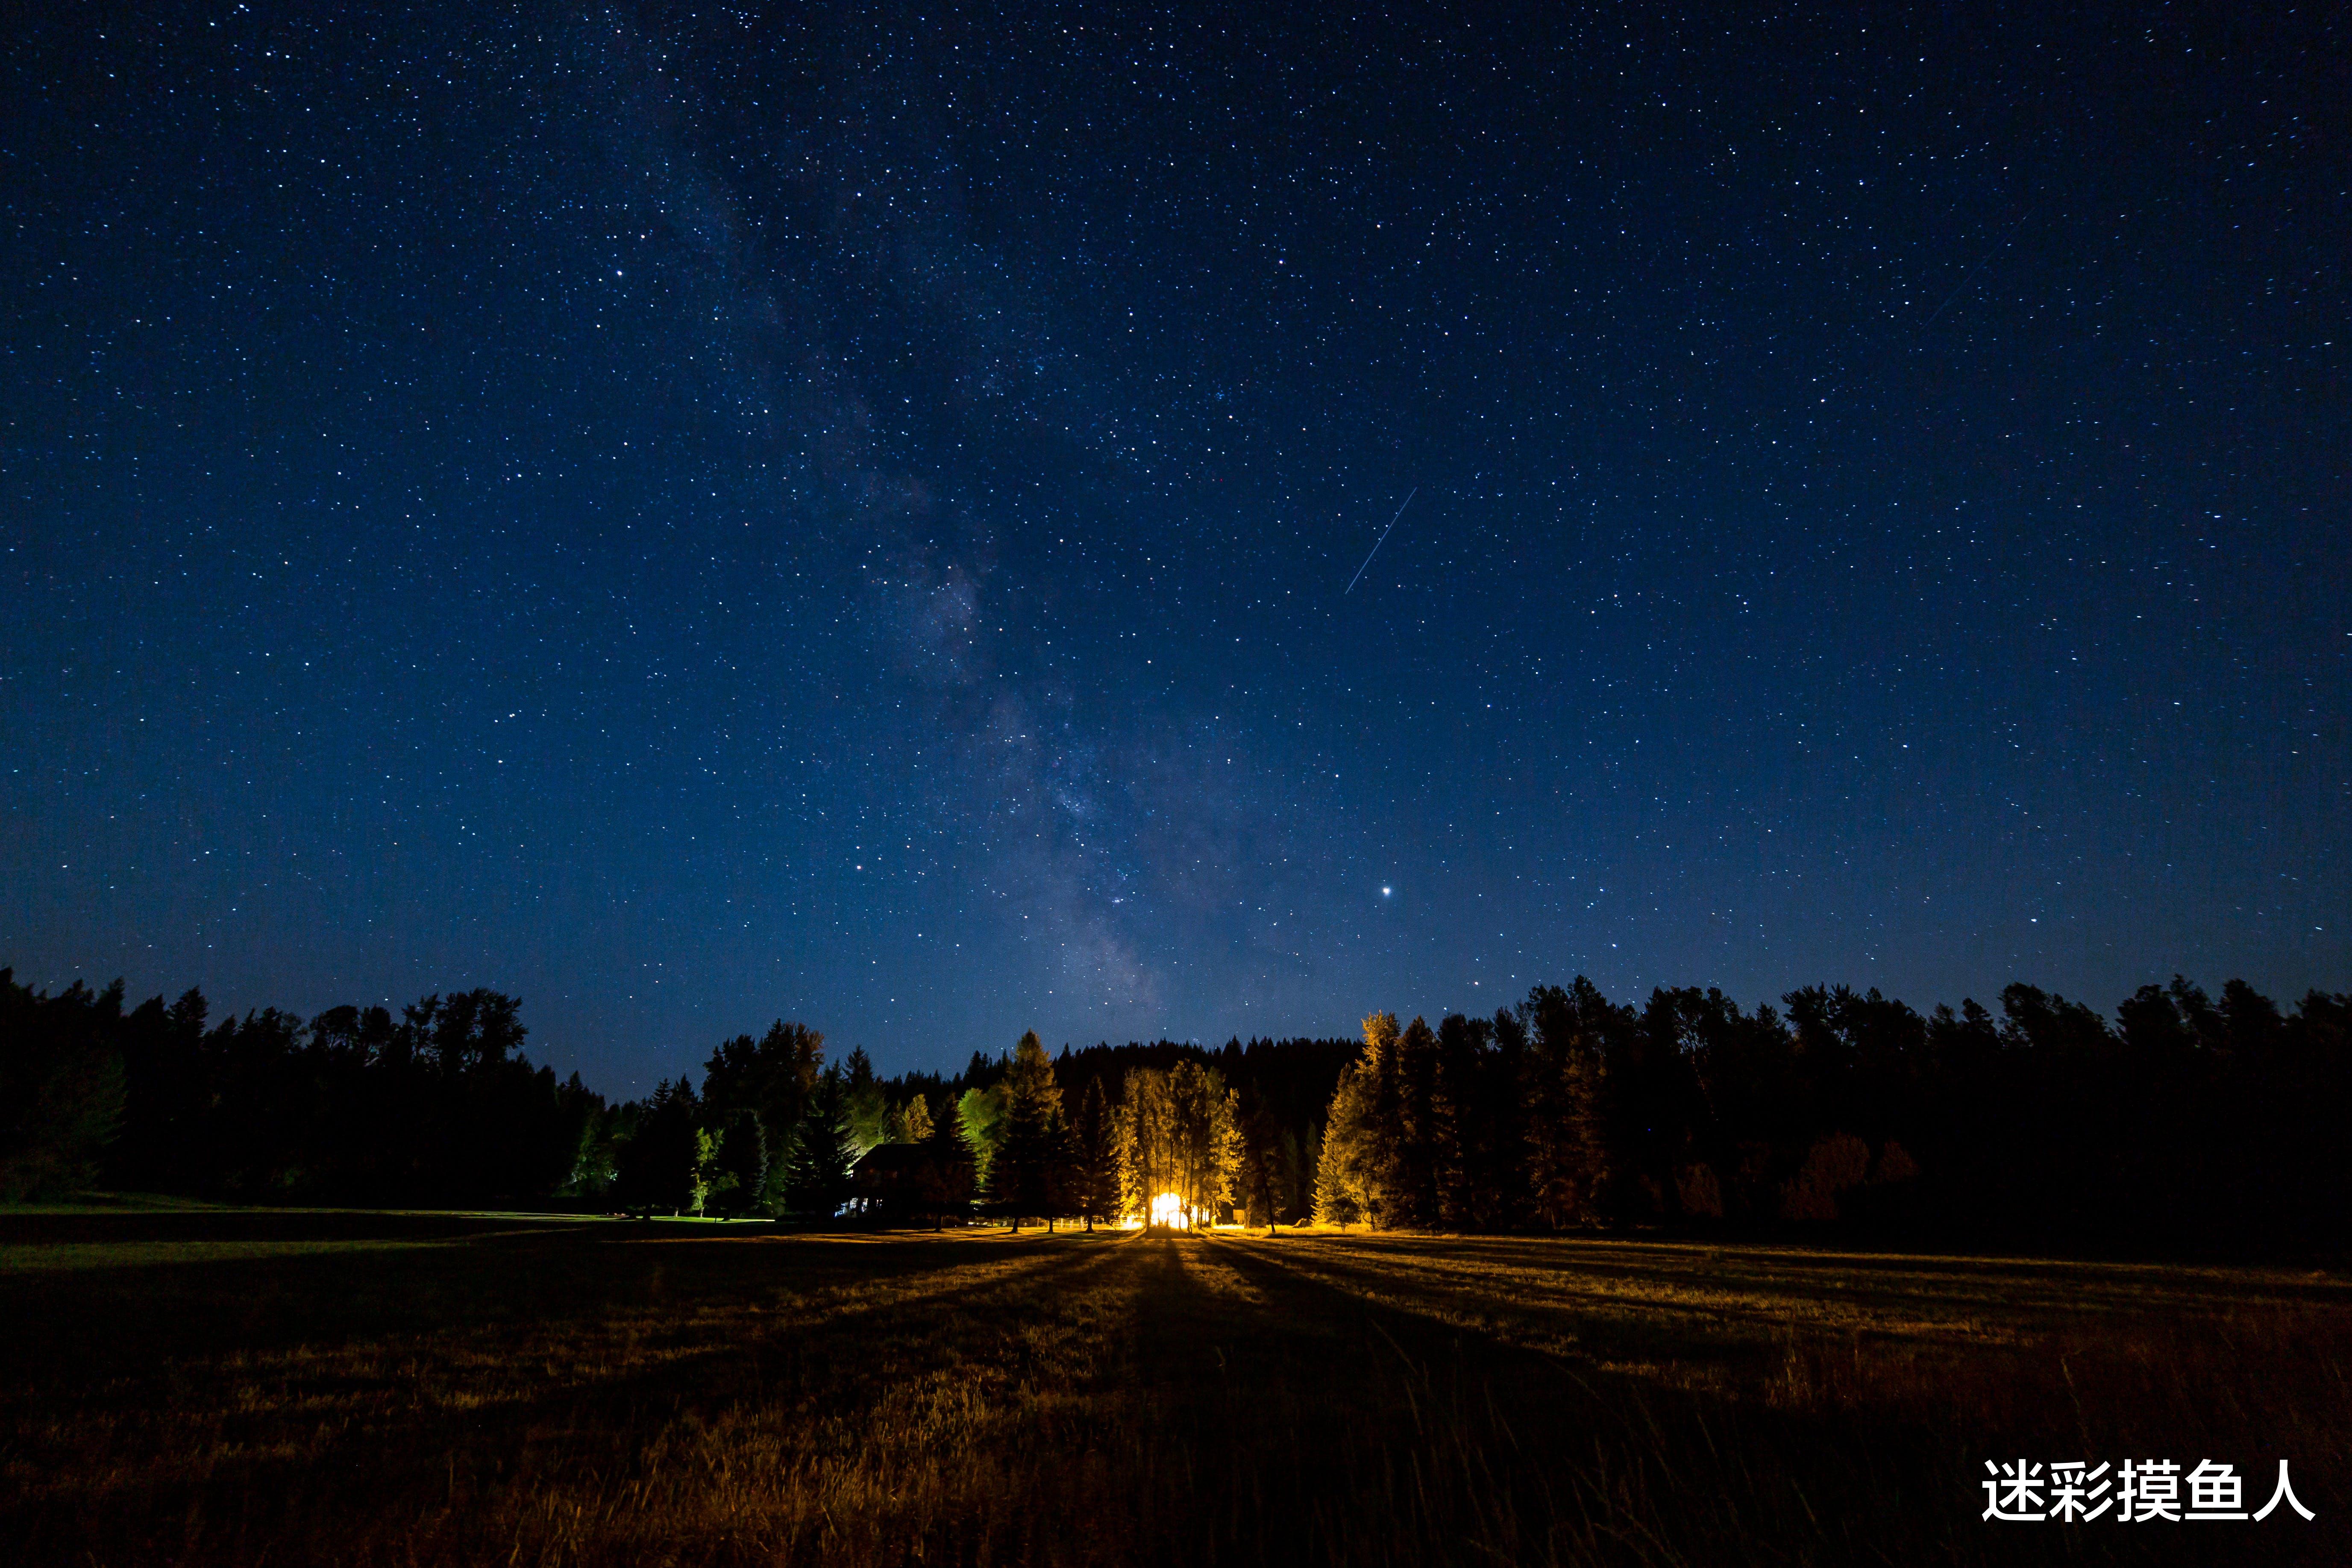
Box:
3 964 2346 1254
1312 979 2352 1253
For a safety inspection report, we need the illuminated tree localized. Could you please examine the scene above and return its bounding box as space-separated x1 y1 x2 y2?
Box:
1166 1060 1242 1227
956 1082 1009 1195
702 1020 825 1213
1315 1061 1374 1226
840 1046 892 1158
1115 1066 1173 1227
1311 1012 1402 1227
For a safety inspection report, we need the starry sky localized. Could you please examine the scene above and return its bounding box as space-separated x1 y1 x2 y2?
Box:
5 3 2345 1091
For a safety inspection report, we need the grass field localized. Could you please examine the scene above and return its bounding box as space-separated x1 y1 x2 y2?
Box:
2 1208 2343 1565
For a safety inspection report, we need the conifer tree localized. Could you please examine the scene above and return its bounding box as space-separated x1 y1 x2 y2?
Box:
998 1030 1066 1227
783 1063 857 1219
840 1046 892 1157
1307 1091 1364 1222
1116 1066 1174 1228
1069 1076 1117 1229
956 1082 1009 1201
702 1020 824 1213
916 1092 976 1228
1235 1095 1281 1231
614 1077 702 1214
1430 1013 1488 1229
712 1109 766 1216
1387 1015 1442 1228
1166 1060 1242 1227
1315 1063 1373 1226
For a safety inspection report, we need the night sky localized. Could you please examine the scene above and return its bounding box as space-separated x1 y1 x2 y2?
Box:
5 3 2344 1091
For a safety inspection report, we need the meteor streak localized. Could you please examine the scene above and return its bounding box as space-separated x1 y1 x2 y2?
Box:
1343 487 1417 595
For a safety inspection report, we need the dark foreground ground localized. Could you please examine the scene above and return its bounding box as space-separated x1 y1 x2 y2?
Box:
1 1207 2344 1565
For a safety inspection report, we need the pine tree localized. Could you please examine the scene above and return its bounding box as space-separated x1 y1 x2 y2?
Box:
1166 1060 1241 1227
956 1082 1008 1199
1116 1066 1172 1228
997 1030 1066 1228
614 1077 702 1214
702 1020 824 1214
1315 1064 1372 1226
782 1064 856 1219
1354 1012 1402 1227
711 1109 766 1216
1430 1013 1488 1229
1387 1015 1442 1227
1069 1077 1117 1229
840 1046 891 1157
1235 1096 1280 1231
916 1093 976 1228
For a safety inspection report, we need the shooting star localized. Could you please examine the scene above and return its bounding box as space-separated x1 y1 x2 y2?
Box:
1343 487 1417 595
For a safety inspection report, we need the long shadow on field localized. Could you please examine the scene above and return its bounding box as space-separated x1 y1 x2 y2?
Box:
1196 1235 2317 1568
0 1221 1083 1386
5 1228 1142 1566
0 1209 584 1247
1301 1232 2352 1321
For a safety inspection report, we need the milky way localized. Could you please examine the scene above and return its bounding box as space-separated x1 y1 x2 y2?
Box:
4 4 2343 1087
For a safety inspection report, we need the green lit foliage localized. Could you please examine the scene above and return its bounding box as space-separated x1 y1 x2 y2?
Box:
954 1083 1008 1196
702 1022 825 1214
840 1047 891 1159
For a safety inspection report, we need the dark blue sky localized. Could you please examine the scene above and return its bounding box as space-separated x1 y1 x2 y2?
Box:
6 3 2344 1092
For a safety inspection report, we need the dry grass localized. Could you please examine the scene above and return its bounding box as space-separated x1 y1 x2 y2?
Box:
0 1211 2343 1565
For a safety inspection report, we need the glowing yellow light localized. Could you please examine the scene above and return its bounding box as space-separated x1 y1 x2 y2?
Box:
1149 1192 1189 1229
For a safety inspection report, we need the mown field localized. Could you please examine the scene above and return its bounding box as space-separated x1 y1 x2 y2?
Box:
1 1207 2343 1566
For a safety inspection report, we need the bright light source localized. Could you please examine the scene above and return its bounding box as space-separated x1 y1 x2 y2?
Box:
1150 1192 1189 1229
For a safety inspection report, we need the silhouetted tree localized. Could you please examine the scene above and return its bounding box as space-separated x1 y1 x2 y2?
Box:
997 1031 1066 1228
1234 1090 1282 1231
615 1078 702 1214
781 1063 857 1219
0 973 128 1201
711 1109 768 1216
915 1092 977 1227
1067 1077 1119 1229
